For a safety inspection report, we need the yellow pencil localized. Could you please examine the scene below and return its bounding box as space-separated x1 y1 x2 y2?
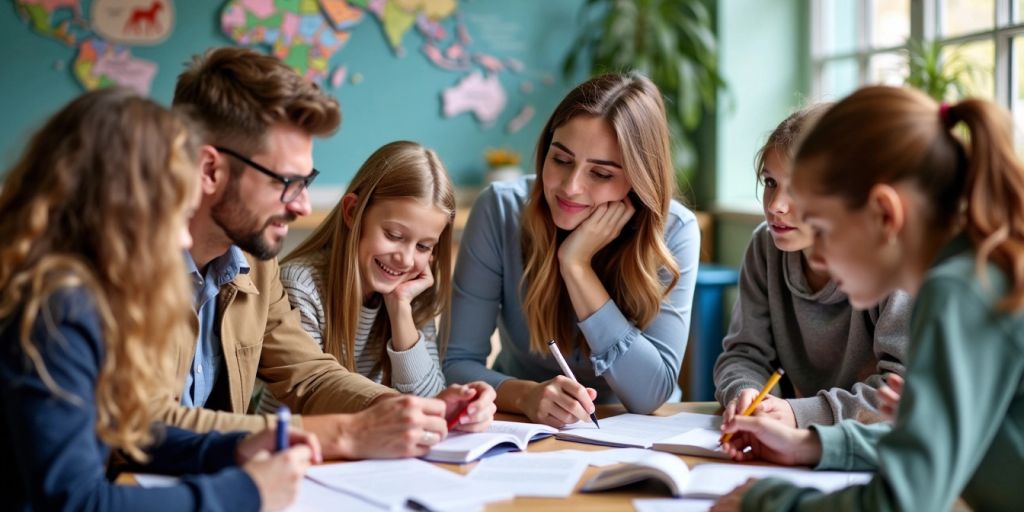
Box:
719 368 785 445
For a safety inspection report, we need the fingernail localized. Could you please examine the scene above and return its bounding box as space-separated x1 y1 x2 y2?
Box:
467 406 476 415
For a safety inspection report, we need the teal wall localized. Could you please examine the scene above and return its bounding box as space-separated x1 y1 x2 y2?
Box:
713 0 809 265
0 1 584 187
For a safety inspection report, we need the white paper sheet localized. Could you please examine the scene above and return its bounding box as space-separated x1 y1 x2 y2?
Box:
558 412 723 448
289 479 385 511
685 463 872 497
467 452 588 498
652 428 730 459
542 447 655 467
307 459 511 511
633 498 715 512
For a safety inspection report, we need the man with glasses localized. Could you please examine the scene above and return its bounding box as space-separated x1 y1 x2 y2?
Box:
164 47 495 460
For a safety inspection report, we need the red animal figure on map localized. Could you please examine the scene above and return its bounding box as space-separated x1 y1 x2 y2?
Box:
124 1 163 35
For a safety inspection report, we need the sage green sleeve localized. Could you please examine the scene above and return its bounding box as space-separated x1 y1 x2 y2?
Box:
742 276 1024 512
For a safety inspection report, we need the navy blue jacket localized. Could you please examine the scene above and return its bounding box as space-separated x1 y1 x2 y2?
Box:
0 288 260 511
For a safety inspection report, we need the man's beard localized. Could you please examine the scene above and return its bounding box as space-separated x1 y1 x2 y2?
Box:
211 182 296 260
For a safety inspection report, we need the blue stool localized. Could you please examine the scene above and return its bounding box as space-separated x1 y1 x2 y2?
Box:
686 263 739 401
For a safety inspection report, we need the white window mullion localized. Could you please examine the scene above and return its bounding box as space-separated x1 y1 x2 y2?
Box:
858 0 871 83
922 0 937 41
996 30 1012 105
997 0 1011 27
810 0 824 99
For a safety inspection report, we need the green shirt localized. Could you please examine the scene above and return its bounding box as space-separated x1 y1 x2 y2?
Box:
743 236 1024 511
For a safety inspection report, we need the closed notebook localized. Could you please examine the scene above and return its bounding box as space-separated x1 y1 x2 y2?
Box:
423 420 558 464
582 452 872 498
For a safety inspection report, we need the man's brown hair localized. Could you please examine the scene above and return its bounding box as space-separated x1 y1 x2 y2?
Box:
173 46 341 155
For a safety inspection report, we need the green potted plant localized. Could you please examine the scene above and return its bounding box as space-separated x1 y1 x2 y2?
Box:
905 38 979 101
561 0 727 197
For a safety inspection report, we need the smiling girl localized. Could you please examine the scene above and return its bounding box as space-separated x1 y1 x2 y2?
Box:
444 73 702 427
277 141 458 398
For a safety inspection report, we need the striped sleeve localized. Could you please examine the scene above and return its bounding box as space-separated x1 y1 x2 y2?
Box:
386 320 447 397
280 260 326 350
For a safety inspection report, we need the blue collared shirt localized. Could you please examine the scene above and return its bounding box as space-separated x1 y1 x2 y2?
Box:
181 247 250 408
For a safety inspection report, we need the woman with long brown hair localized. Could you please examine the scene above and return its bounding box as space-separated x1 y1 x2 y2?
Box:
444 73 701 427
712 86 1024 511
0 88 319 511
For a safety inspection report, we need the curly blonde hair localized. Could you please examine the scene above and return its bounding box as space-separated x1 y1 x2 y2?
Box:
0 88 199 461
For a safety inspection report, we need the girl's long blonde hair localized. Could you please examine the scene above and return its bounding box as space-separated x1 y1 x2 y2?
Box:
521 73 681 354
794 85 1024 311
283 141 455 382
0 88 199 461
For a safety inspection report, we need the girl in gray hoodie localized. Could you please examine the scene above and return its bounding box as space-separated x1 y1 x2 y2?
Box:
713 105 911 428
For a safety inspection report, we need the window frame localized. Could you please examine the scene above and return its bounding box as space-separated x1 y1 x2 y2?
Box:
810 0 1024 108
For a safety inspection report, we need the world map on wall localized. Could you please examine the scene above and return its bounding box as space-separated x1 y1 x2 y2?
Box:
14 0 539 131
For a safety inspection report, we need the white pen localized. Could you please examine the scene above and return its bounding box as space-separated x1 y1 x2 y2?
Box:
546 338 600 428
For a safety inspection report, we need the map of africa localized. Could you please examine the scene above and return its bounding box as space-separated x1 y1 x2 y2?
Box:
15 0 528 129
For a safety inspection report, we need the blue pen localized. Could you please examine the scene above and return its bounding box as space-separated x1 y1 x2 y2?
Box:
276 405 290 452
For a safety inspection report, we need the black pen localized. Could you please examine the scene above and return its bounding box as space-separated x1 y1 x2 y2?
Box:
405 498 436 512
546 339 600 428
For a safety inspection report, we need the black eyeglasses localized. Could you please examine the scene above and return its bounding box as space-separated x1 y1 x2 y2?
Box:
215 146 320 204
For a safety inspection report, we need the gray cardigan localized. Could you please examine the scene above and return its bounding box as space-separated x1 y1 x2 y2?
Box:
713 222 911 427
443 176 701 413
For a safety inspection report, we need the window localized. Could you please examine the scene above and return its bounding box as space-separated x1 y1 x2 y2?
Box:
811 0 1024 147
811 0 911 99
810 0 1022 103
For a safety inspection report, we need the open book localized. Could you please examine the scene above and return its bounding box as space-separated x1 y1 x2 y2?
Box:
651 427 730 459
423 420 557 463
582 452 873 498
555 411 727 458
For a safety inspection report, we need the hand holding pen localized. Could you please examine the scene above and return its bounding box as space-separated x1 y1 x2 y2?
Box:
436 382 497 433
235 409 322 512
545 339 601 428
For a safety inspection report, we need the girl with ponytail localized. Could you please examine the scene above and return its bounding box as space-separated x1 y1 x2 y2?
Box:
711 86 1024 512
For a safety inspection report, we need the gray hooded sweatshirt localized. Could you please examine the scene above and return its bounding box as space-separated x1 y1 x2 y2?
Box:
713 222 911 427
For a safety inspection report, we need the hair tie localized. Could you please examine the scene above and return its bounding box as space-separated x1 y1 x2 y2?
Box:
939 102 953 128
